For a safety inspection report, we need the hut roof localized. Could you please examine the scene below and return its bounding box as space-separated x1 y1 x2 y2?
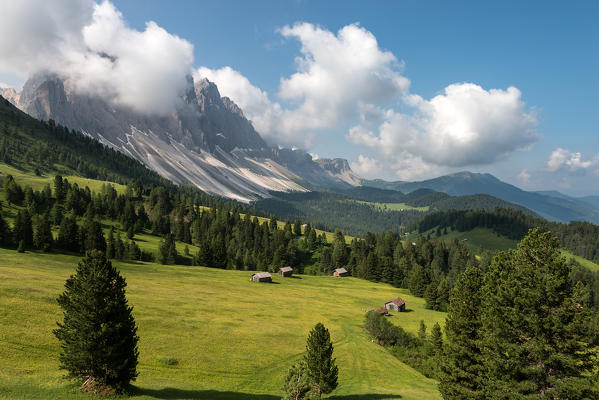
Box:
253 272 272 279
377 307 389 315
385 297 406 307
335 268 348 274
279 267 293 273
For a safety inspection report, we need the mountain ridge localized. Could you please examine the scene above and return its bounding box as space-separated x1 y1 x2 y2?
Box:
363 171 599 224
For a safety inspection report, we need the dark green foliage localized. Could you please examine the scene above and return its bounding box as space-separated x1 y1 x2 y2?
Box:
13 209 33 247
480 229 597 399
364 311 415 347
430 323 443 353
53 251 139 392
439 265 485 400
158 234 178 265
33 213 53 251
16 239 24 253
282 362 312 400
417 207 599 264
304 323 338 398
418 320 427 340
78 219 106 253
57 215 79 252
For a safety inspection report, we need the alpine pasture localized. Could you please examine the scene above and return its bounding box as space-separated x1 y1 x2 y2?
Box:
0 249 444 400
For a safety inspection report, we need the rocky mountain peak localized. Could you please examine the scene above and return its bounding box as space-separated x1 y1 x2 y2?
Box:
315 158 352 174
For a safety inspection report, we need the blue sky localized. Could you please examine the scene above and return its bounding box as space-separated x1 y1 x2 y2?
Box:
1 1 598 195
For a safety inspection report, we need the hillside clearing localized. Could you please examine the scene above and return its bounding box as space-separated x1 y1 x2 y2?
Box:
0 249 444 400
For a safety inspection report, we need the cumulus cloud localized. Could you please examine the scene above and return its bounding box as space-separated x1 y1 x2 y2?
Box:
348 84 538 167
0 0 194 114
546 148 596 172
197 22 409 147
518 169 531 184
350 155 382 178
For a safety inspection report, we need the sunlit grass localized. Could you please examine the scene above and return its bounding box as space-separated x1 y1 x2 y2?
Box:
0 248 443 400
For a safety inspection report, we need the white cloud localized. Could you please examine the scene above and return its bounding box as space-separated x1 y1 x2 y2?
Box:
517 169 531 184
197 22 409 148
347 83 539 179
546 148 595 172
350 155 382 178
0 1 194 114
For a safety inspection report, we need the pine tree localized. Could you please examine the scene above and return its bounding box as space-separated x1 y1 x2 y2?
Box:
418 320 427 340
158 234 177 265
304 323 338 398
439 265 485 400
481 229 597 399
282 362 311 400
33 213 53 251
14 209 33 247
53 251 139 392
430 322 443 353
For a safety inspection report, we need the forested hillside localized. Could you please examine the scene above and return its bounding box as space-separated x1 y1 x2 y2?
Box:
253 188 534 237
415 208 599 263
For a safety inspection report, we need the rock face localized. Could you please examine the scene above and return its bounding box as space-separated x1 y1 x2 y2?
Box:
11 74 360 201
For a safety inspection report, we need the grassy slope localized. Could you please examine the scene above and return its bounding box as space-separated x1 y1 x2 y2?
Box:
423 227 599 272
0 163 127 194
356 200 429 213
0 250 444 400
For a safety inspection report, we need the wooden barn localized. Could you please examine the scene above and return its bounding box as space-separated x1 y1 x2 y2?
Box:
250 272 272 283
377 307 389 316
384 297 406 312
333 268 349 277
278 266 293 277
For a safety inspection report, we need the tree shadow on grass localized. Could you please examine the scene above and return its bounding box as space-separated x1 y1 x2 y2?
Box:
131 387 280 400
328 394 402 400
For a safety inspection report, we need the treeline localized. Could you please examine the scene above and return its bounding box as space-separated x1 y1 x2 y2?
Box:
343 232 476 312
4 172 599 315
254 191 422 236
0 174 327 271
415 207 599 262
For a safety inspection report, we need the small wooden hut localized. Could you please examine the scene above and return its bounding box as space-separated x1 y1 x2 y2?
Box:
384 297 406 312
333 268 349 277
278 266 293 277
250 272 272 283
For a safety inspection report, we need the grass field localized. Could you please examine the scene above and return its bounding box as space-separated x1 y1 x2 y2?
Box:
356 201 429 213
0 163 127 194
0 249 444 400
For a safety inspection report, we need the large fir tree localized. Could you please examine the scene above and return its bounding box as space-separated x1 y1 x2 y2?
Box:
304 323 338 398
54 251 139 393
439 265 485 400
481 228 596 399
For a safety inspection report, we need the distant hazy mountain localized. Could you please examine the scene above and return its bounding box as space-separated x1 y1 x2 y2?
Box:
9 74 358 202
363 171 599 224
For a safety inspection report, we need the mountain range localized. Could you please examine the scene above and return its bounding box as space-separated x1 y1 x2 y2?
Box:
364 172 599 224
1 74 358 202
2 75 598 225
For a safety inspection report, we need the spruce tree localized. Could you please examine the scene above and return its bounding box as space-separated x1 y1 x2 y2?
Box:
282 362 311 400
430 322 443 353
481 229 597 399
439 265 485 400
158 233 177 265
33 213 53 251
304 323 338 398
54 251 139 393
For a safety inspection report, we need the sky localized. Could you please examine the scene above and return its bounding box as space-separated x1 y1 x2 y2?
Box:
0 0 597 195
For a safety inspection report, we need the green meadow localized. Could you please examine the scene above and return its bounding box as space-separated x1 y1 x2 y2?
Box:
0 163 127 194
0 249 445 400
356 201 430 213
